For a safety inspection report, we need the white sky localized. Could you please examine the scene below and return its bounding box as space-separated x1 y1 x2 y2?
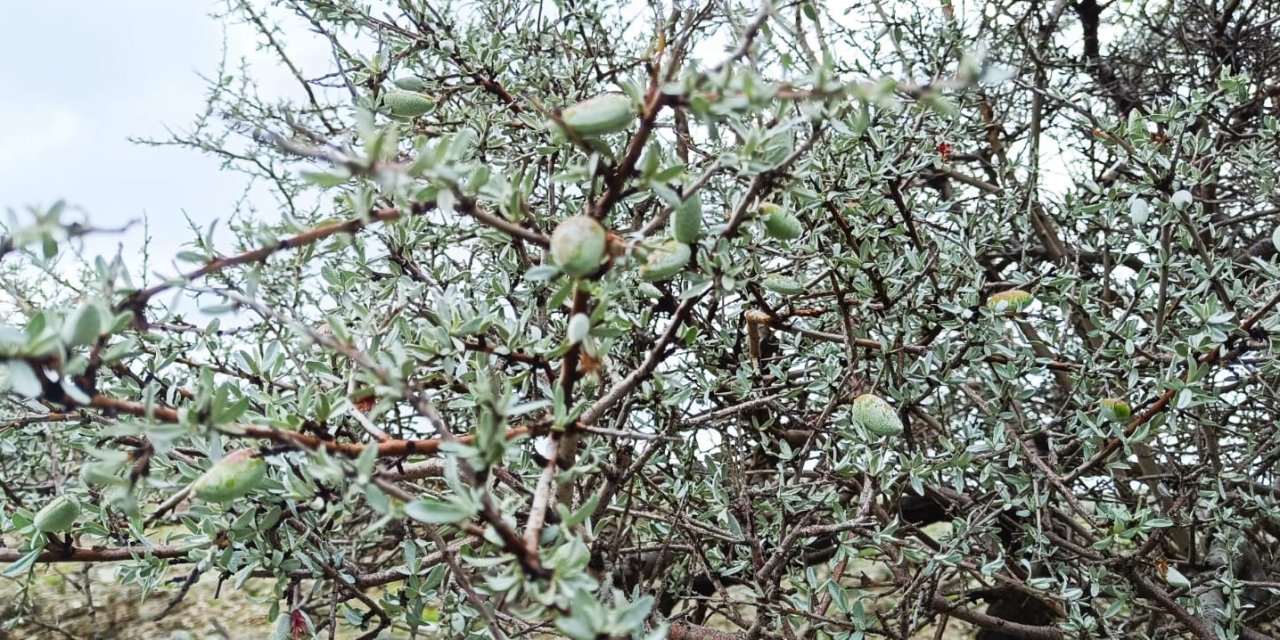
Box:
0 2 328 272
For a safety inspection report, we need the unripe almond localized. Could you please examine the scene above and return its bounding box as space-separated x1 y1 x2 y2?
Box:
1129 197 1150 226
1100 398 1131 422
558 93 635 136
756 202 783 217
672 192 703 244
192 449 267 503
1170 189 1193 211
852 394 903 437
762 275 804 295
759 203 803 240
383 91 433 117
393 77 427 92
987 289 1034 312
34 495 80 533
640 240 691 282
550 216 607 278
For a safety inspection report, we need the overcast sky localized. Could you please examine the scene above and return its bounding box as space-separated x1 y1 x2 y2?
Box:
0 2 328 273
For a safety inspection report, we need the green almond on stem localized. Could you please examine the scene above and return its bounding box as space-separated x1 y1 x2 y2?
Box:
558 93 634 136
383 90 433 117
757 203 784 218
550 216 607 278
192 449 267 503
1100 398 1131 422
759 203 803 240
34 495 81 533
673 192 703 244
392 77 427 92
852 394 903 437
1170 189 1193 211
762 274 805 295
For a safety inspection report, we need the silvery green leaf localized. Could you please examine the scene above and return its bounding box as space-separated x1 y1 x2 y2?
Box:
404 498 474 524
62 304 103 347
1165 567 1191 589
1 548 41 577
6 360 42 397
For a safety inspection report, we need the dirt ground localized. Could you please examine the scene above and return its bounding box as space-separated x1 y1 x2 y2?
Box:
1 564 284 639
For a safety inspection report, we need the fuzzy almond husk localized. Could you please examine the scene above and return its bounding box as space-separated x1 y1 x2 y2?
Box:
852 394 903 437
550 216 607 278
192 449 267 503
34 495 81 533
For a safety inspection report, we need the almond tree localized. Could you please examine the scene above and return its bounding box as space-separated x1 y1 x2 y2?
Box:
3 1 1280 638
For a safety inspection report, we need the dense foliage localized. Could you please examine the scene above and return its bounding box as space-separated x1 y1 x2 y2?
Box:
4 1 1280 638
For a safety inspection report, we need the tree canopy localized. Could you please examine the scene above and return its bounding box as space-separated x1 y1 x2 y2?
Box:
3 0 1280 638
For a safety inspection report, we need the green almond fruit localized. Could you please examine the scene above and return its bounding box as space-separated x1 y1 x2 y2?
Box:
851 394 903 437
550 216 607 278
673 192 703 244
383 90 433 117
759 203 803 240
1170 189 1193 211
762 275 805 295
640 241 692 282
559 93 635 136
192 449 267 503
757 203 784 217
34 495 81 533
987 289 1034 312
393 77 427 92
1100 398 1132 422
